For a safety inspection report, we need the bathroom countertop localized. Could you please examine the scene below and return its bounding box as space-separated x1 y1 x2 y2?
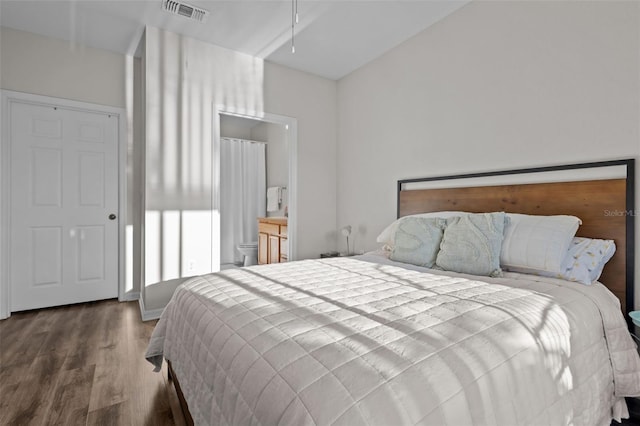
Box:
258 217 288 225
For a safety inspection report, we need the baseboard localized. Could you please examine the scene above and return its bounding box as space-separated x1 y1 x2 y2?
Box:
138 296 165 321
120 291 140 302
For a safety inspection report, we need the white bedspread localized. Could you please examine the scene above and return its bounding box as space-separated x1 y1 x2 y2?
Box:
146 257 640 425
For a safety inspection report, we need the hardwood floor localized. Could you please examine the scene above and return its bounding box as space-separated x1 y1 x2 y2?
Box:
0 299 185 426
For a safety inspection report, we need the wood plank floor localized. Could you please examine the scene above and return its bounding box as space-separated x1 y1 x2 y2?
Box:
0 299 185 426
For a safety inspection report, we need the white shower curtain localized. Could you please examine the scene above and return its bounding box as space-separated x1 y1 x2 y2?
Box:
220 138 266 264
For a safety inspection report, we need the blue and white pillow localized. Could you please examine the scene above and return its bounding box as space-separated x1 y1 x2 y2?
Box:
390 217 446 267
436 212 506 277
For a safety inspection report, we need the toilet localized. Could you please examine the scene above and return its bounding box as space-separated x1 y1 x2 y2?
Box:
237 242 259 266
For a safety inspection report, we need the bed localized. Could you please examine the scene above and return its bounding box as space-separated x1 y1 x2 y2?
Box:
146 159 640 425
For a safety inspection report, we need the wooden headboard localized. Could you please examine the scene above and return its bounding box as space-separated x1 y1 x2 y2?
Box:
397 159 635 320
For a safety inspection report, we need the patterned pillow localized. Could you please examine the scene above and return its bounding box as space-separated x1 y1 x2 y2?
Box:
390 217 446 267
436 212 506 277
536 237 616 285
376 211 468 249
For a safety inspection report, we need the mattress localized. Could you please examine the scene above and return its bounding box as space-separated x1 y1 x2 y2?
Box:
146 256 640 425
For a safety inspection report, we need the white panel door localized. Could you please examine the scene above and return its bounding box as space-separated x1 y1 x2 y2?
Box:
10 101 119 311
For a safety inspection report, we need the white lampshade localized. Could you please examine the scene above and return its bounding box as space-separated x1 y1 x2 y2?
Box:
341 225 352 237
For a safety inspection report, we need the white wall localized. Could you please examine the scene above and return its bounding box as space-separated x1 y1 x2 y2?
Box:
264 61 338 254
336 0 640 307
0 27 126 108
143 27 337 310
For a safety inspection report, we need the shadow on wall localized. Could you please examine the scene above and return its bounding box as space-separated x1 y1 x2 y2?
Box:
145 210 213 283
140 26 266 312
144 209 216 311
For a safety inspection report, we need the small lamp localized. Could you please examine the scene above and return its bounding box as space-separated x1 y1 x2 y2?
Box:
341 225 352 256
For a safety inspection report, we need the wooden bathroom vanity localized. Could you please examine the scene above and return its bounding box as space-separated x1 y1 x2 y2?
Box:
257 217 288 264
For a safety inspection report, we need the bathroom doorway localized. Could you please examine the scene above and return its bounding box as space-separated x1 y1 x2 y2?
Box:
215 110 297 270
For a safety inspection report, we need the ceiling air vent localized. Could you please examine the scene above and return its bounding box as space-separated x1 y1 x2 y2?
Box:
162 0 209 23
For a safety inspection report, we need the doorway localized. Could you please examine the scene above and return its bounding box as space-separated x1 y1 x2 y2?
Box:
1 91 125 317
215 109 297 270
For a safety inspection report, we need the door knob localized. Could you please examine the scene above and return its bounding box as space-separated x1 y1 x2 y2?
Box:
109 214 117 220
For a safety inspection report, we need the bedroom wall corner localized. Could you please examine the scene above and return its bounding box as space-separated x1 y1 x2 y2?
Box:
131 31 146 310
0 28 6 319
263 61 339 259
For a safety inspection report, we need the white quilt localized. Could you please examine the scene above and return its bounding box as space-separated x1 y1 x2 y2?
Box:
146 257 640 426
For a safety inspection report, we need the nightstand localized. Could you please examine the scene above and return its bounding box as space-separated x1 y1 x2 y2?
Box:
320 251 340 258
320 252 356 258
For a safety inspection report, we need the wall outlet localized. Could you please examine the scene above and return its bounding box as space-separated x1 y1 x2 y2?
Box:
187 259 196 272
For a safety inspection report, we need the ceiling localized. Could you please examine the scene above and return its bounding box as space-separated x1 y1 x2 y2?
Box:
0 0 468 80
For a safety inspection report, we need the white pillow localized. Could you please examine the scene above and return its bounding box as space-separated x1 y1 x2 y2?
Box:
500 213 581 274
376 211 468 248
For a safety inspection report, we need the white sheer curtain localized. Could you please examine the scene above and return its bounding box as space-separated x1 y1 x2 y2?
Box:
220 138 266 264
